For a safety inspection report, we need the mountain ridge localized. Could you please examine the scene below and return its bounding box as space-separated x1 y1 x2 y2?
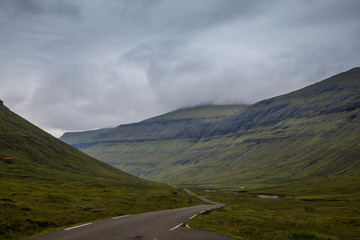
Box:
61 104 248 143
60 67 360 184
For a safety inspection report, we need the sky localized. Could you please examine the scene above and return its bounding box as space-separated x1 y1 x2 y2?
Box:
1 0 360 137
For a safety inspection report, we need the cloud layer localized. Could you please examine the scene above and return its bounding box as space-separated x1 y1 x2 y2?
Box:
1 0 360 136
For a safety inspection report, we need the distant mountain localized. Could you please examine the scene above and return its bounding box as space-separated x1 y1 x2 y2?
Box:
60 68 360 185
62 104 247 145
61 104 248 178
0 101 195 240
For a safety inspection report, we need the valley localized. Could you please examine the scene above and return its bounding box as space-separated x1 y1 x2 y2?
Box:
57 68 360 239
1 68 360 240
0 101 201 240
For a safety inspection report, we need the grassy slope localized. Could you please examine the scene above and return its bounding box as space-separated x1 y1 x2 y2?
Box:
144 104 248 121
163 67 360 184
186 68 360 240
60 104 248 178
159 110 360 184
0 102 201 240
60 68 360 186
188 173 360 240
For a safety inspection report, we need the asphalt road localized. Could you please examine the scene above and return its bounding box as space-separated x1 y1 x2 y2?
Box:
182 188 223 206
29 204 235 240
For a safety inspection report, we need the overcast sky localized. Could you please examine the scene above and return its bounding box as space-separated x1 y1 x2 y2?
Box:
1 0 360 137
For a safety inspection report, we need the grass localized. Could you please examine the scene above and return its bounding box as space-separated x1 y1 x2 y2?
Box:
0 149 203 240
143 104 248 122
197 183 276 190
60 104 360 186
188 176 360 240
0 102 202 240
0 177 201 240
191 196 360 239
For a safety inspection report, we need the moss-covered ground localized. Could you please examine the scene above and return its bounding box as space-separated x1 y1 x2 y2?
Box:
188 174 360 240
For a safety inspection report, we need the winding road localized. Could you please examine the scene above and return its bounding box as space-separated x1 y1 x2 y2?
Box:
29 189 234 240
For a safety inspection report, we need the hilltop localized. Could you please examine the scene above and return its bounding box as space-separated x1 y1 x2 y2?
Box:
60 68 360 186
0 102 199 240
62 104 247 145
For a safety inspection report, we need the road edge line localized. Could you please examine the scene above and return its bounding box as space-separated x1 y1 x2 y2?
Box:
112 215 130 219
170 223 183 231
64 223 92 231
189 214 197 220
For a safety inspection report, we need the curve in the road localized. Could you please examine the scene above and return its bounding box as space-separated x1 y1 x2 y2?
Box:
29 187 233 240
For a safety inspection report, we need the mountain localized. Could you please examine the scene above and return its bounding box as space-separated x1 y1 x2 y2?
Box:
0 100 133 181
0 101 198 240
61 104 248 178
60 68 360 185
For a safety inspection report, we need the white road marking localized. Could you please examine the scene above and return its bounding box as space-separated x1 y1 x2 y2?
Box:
169 223 183 231
200 210 206 214
64 223 92 231
112 215 130 219
189 214 197 220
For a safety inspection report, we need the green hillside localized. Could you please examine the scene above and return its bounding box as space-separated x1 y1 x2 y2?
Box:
0 102 200 240
60 104 248 178
60 68 360 186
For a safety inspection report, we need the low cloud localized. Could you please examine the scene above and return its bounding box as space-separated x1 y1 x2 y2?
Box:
0 0 359 137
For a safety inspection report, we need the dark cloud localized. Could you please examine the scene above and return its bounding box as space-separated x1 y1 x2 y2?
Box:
0 0 359 136
0 0 80 19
